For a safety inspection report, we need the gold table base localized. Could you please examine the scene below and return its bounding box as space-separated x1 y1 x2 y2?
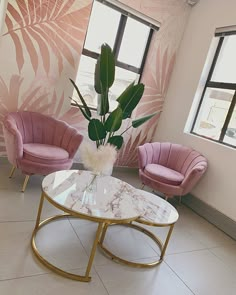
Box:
31 192 175 281
31 213 104 282
98 222 174 268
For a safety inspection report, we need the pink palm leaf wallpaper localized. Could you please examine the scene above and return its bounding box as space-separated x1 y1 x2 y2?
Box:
0 0 190 166
4 0 91 75
0 75 87 155
117 45 176 167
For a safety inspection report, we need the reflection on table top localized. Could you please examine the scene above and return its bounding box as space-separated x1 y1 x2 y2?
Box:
42 170 178 225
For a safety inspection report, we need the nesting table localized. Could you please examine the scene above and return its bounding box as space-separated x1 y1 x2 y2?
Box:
31 170 179 282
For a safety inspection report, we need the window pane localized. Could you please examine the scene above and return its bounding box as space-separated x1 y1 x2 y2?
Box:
84 1 120 53
74 56 139 111
212 35 236 83
118 18 150 68
223 105 236 147
73 56 96 108
193 87 234 140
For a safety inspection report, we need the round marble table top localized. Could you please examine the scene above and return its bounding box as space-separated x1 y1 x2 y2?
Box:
135 190 179 225
42 170 178 224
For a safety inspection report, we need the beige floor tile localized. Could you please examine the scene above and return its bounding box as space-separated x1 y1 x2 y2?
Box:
165 249 236 295
0 221 48 280
134 221 207 255
0 162 235 294
70 219 158 266
0 269 108 295
177 208 235 247
95 261 194 295
0 190 61 222
0 163 43 192
35 218 89 271
210 243 236 272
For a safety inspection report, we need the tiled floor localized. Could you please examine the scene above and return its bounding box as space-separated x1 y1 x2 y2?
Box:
0 162 235 295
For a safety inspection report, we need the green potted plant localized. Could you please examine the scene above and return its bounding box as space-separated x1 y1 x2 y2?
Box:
70 43 157 151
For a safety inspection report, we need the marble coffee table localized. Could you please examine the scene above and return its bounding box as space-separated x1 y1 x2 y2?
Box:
31 170 178 282
99 189 179 267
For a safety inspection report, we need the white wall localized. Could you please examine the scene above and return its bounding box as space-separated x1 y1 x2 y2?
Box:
153 0 236 221
0 0 7 39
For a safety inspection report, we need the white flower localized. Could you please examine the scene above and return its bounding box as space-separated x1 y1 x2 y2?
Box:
80 142 117 175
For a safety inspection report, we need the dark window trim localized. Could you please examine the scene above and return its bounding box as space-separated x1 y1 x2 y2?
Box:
74 0 158 111
113 14 127 59
96 0 160 31
82 0 158 75
191 131 236 149
82 49 142 74
139 28 154 82
191 32 236 147
215 30 236 37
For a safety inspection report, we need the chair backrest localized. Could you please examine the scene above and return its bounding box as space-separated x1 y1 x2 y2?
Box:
140 142 207 175
4 111 76 147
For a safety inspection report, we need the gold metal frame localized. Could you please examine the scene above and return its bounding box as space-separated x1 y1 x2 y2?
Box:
8 166 30 192
22 175 30 192
98 222 175 268
9 166 16 178
31 192 139 282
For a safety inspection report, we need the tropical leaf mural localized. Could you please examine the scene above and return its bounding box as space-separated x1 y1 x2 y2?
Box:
137 46 176 118
0 74 87 155
0 0 190 166
3 0 92 75
117 46 176 167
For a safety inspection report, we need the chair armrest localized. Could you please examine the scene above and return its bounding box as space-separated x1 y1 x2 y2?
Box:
3 119 23 164
138 144 154 170
66 130 83 159
181 164 207 195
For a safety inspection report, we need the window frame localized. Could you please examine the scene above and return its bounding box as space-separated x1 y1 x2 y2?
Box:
191 33 236 148
71 0 156 110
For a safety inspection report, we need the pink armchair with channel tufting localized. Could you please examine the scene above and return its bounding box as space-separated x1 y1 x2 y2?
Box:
3 111 83 192
138 142 207 202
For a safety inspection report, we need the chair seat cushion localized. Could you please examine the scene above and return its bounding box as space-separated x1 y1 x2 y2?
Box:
23 143 69 164
144 164 184 186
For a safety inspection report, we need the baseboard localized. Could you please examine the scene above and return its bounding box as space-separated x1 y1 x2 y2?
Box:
182 194 236 241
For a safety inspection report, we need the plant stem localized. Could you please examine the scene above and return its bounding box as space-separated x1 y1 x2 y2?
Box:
120 125 132 136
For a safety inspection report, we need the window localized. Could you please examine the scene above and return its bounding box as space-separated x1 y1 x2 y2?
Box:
191 30 236 148
73 0 158 111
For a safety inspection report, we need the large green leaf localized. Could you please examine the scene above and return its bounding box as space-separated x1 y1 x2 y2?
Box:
94 56 102 94
108 135 124 150
97 91 109 116
132 112 158 128
70 97 91 121
69 79 91 118
116 82 134 104
117 83 144 119
104 107 123 132
88 119 106 141
99 43 115 89
95 44 115 116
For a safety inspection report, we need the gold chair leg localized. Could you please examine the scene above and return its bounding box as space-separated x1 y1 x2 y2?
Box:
9 166 16 178
140 183 145 190
22 175 30 192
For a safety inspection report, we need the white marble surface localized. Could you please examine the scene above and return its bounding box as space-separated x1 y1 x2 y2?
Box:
42 170 178 224
42 170 142 221
135 190 179 225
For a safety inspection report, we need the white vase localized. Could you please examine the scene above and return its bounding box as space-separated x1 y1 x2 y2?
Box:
82 174 98 206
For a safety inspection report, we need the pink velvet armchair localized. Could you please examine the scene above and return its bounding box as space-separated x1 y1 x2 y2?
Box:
138 142 207 202
3 111 83 192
